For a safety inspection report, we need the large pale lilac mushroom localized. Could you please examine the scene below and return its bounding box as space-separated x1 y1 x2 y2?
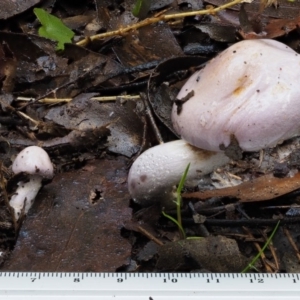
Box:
9 146 54 219
128 39 300 206
172 39 300 155
128 140 229 206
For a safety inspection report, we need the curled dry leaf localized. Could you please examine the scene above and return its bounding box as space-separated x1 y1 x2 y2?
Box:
183 172 300 203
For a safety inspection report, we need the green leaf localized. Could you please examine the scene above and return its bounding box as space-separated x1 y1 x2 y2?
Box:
34 8 74 50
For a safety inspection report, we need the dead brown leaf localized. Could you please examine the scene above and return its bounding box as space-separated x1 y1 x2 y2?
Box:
44 93 144 157
0 0 39 20
0 32 127 99
2 156 132 272
113 23 183 67
239 16 300 39
183 172 300 203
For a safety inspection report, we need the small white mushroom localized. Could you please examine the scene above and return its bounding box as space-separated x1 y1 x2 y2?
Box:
128 140 229 206
9 146 54 219
172 39 300 153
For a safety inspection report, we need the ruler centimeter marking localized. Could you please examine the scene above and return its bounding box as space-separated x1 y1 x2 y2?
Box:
0 272 300 299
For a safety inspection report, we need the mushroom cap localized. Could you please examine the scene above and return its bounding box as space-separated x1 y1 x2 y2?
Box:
128 139 229 206
172 39 300 152
12 146 54 179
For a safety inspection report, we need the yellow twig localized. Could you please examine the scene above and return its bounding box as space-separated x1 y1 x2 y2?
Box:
17 95 140 104
76 0 244 46
38 95 141 104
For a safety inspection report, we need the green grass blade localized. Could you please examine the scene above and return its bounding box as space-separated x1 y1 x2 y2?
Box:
176 163 190 238
162 163 190 239
162 211 186 239
241 220 280 273
177 163 190 196
132 0 151 18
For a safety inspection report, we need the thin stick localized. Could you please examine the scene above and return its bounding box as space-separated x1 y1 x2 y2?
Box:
260 228 280 271
243 227 273 273
16 95 141 104
241 221 280 273
140 93 164 144
137 225 164 246
283 226 300 262
17 111 39 127
76 0 244 46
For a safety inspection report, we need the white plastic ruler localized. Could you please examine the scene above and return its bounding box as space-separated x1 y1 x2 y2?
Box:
0 272 299 299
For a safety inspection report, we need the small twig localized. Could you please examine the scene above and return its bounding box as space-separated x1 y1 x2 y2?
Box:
16 111 40 127
243 227 273 272
258 149 264 167
140 93 164 144
195 203 239 215
137 225 164 246
76 0 244 46
223 233 264 241
263 259 278 271
38 98 71 104
15 97 35 102
241 221 280 273
238 205 278 271
17 95 141 104
260 205 300 211
181 216 300 227
127 114 148 164
260 228 280 271
283 226 300 262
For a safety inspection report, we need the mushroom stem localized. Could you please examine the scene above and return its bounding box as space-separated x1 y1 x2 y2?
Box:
9 175 42 219
9 146 54 220
128 139 229 206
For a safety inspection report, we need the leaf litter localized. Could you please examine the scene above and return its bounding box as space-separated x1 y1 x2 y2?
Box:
0 0 300 273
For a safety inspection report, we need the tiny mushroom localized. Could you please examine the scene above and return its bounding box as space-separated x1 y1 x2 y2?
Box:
9 146 54 219
172 39 300 155
128 39 300 206
128 140 229 206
